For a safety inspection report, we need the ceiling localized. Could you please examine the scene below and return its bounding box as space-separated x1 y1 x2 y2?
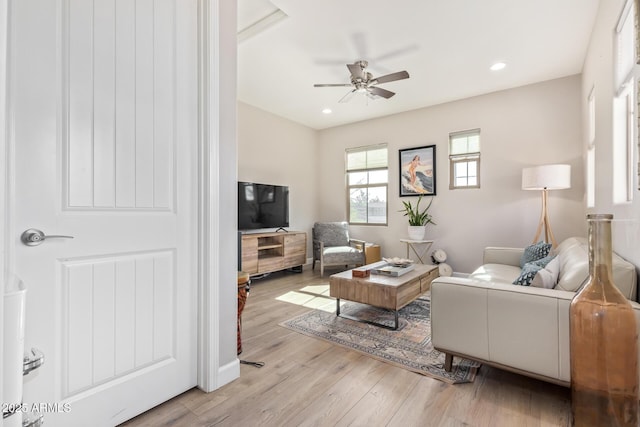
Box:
237 0 600 130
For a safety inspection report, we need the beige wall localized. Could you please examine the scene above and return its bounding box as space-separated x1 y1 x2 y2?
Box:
316 76 585 273
238 76 586 274
582 0 640 279
237 102 318 258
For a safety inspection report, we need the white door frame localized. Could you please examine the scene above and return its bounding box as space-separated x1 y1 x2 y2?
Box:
0 0 239 408
197 0 240 391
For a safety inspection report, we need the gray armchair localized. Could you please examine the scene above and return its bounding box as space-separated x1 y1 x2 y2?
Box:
312 222 366 276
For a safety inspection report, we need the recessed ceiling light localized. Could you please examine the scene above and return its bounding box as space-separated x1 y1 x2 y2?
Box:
322 108 332 114
490 62 506 71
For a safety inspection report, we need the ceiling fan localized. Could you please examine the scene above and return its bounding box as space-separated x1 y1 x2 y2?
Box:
314 60 410 103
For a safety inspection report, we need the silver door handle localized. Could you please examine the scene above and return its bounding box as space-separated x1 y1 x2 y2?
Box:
23 347 45 375
21 228 74 246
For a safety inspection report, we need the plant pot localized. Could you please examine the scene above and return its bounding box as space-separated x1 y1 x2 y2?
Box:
407 225 426 241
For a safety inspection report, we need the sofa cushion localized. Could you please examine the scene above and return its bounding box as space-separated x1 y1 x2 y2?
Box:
611 253 638 300
531 256 560 289
554 237 637 300
531 254 556 268
520 241 552 268
553 236 583 255
322 246 364 264
470 264 521 284
555 239 589 292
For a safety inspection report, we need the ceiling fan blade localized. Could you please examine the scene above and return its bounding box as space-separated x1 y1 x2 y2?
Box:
368 86 395 99
370 70 409 85
338 89 357 103
347 62 365 80
314 83 353 87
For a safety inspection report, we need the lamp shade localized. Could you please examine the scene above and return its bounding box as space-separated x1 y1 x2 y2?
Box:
522 164 571 190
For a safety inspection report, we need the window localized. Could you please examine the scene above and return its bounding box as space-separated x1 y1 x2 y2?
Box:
587 87 595 208
613 0 635 203
612 87 634 203
346 144 388 225
449 129 480 189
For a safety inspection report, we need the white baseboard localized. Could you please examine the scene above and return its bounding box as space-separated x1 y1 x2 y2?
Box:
216 358 240 390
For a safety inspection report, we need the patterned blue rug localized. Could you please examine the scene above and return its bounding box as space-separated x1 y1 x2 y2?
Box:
279 297 480 384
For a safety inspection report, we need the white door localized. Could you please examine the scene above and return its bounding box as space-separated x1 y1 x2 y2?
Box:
10 0 198 425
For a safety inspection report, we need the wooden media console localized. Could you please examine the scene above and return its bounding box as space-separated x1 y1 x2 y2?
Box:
240 231 307 276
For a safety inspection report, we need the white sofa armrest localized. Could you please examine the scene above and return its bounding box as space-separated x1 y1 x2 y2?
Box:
431 278 491 361
482 247 524 267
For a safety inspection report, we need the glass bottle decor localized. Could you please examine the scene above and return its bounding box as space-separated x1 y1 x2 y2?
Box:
570 214 639 426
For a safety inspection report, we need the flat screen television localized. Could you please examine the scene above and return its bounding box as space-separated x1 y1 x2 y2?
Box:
238 181 289 230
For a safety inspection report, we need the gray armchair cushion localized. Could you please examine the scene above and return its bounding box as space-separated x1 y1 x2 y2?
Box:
313 222 350 247
322 246 364 264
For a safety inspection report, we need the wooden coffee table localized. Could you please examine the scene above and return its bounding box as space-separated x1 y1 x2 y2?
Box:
329 264 439 330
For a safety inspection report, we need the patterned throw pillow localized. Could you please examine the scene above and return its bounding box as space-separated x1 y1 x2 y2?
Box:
520 241 552 268
530 254 556 268
513 262 543 286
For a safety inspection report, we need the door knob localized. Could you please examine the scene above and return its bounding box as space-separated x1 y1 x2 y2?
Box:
21 229 74 246
23 347 44 375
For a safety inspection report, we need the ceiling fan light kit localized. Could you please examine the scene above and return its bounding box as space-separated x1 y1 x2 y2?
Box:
314 60 410 103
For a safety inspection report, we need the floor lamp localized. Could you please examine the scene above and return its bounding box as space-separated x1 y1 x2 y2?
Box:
522 164 571 248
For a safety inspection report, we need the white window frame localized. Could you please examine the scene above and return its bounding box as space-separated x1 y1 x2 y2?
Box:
449 129 481 190
587 86 596 208
345 144 388 225
613 0 635 203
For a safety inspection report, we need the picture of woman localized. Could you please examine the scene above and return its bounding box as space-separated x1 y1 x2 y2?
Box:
399 145 436 196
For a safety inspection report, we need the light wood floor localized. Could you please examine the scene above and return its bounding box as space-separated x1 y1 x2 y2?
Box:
121 267 571 427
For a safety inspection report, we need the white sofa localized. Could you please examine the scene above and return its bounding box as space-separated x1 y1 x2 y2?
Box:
430 237 639 386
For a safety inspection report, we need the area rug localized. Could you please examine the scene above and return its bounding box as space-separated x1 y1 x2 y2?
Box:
279 297 481 384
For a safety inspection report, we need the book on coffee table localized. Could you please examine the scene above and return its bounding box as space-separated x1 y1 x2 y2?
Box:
371 263 415 277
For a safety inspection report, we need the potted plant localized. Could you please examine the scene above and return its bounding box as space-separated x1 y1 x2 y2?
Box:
400 195 436 240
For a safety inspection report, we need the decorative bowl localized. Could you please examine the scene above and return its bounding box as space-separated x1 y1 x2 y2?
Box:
383 257 414 267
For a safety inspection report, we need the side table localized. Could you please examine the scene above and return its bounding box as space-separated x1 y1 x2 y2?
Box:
399 239 434 264
364 243 381 264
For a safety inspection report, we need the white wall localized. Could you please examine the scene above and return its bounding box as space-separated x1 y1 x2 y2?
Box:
317 76 585 273
0 0 7 411
238 102 318 257
582 0 640 279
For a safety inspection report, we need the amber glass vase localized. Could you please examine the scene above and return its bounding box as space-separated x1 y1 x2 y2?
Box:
570 214 639 426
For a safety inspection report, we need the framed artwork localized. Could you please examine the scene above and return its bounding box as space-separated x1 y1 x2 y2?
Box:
399 145 436 196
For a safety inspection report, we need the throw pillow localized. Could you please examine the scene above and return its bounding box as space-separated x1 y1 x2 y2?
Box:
531 256 560 289
513 262 543 286
530 254 556 268
520 241 552 268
